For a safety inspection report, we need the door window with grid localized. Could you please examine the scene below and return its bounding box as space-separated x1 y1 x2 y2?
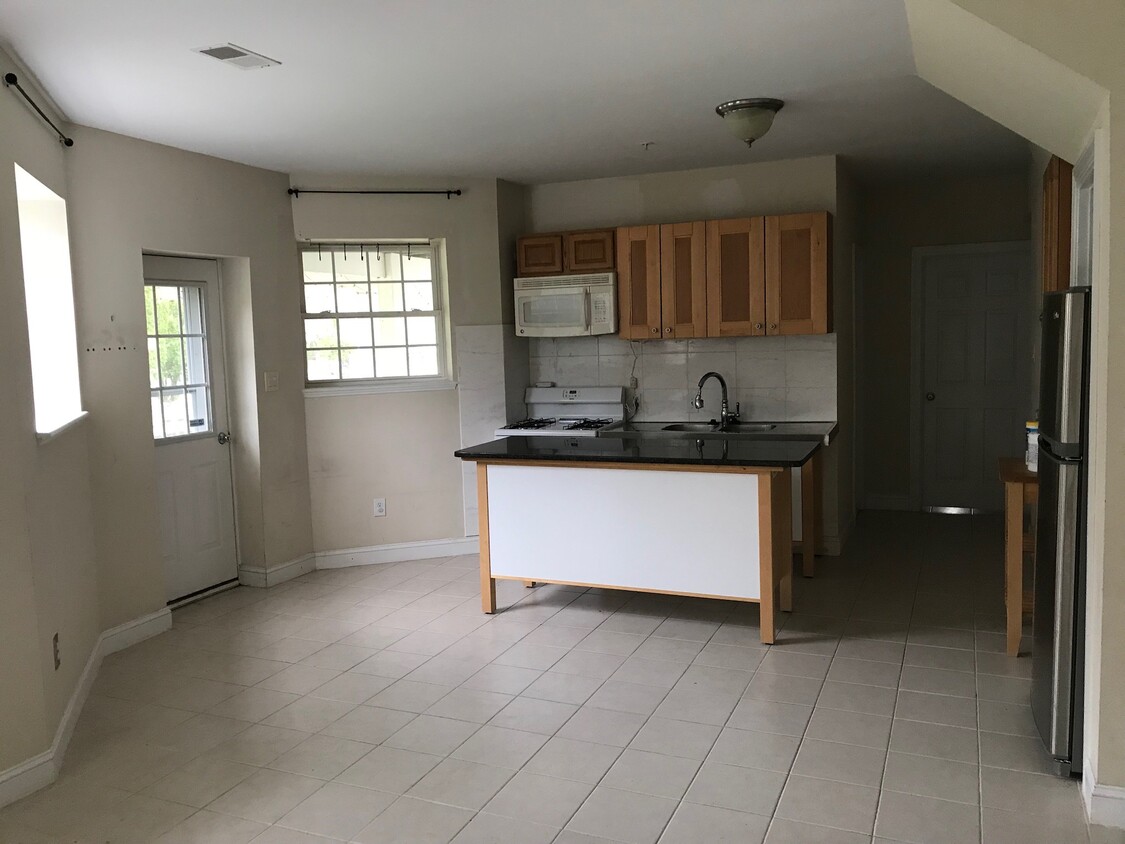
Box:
145 283 213 439
301 243 447 386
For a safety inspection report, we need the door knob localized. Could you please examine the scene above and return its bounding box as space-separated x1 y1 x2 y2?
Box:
925 393 935 402
217 431 231 445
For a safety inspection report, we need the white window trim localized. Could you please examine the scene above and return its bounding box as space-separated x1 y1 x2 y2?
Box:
300 239 452 394
36 410 90 444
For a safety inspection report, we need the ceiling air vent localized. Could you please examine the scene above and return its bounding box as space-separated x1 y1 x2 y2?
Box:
194 43 281 70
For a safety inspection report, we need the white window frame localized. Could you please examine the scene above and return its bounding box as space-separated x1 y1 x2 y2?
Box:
300 239 454 396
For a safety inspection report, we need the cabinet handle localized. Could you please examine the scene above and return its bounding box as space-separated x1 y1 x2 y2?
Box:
769 323 778 330
651 327 659 335
664 327 672 335
754 323 763 331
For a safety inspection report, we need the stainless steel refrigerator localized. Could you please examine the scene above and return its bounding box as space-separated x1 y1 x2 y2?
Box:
1033 286 1090 778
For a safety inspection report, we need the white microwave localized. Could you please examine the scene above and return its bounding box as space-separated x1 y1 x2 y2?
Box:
514 272 617 337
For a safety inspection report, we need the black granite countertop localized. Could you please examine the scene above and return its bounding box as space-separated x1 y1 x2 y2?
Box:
455 434 819 468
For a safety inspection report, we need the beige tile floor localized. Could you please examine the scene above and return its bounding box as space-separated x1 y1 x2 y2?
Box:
0 511 1102 843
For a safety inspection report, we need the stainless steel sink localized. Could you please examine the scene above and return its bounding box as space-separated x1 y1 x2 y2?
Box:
661 422 776 433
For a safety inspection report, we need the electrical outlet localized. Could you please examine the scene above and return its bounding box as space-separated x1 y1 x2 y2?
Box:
373 498 386 517
52 633 60 671
263 371 280 392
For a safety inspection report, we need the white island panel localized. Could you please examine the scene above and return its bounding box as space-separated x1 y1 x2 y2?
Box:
487 464 761 600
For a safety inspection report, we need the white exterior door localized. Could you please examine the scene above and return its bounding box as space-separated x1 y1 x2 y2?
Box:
919 244 1033 511
144 255 238 602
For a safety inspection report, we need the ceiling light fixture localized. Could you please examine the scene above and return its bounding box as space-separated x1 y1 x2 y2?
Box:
715 98 784 148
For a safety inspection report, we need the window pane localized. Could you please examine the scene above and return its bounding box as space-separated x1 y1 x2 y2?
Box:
373 317 406 346
154 286 181 335
180 286 204 334
339 317 372 347
370 250 402 281
183 336 207 384
161 389 188 437
302 250 334 283
144 287 156 335
336 283 370 312
305 318 338 349
333 249 368 282
304 283 336 314
407 315 437 346
147 338 160 389
158 337 184 386
375 346 408 377
341 348 375 380
403 250 432 280
306 349 340 381
408 345 439 376
150 392 164 438
186 385 210 432
371 283 404 312
404 282 434 312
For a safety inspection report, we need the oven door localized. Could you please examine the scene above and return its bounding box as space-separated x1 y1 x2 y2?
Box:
515 287 590 337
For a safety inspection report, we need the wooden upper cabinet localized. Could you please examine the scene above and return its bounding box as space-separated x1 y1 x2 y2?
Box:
616 225 661 340
765 212 831 336
705 217 766 337
517 235 563 276
564 230 615 273
659 222 707 339
1043 156 1072 293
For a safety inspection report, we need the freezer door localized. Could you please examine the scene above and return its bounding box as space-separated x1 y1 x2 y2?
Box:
1032 446 1082 762
1038 289 1089 456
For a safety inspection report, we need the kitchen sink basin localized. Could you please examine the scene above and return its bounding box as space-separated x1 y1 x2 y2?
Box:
661 422 776 433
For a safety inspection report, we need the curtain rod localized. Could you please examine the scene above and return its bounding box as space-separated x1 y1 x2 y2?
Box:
3 73 73 147
288 188 461 199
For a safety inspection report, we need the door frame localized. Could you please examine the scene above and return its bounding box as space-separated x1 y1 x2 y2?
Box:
909 240 1034 511
143 251 242 603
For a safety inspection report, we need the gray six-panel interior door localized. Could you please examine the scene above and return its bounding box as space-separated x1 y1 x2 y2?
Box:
921 245 1033 511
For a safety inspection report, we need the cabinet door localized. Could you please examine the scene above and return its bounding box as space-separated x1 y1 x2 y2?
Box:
616 225 661 340
1042 156 1072 293
705 217 765 337
659 222 707 339
765 212 830 335
564 230 615 273
517 235 563 276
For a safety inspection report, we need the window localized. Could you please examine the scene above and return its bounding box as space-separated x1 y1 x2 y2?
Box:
300 242 450 390
14 164 84 435
144 282 213 439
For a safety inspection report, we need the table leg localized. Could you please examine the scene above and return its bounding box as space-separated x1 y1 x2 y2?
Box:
1004 479 1022 656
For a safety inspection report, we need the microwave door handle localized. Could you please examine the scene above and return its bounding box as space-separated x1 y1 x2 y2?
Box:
584 289 592 329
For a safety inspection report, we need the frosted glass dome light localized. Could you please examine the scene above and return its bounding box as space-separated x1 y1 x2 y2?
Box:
715 98 785 147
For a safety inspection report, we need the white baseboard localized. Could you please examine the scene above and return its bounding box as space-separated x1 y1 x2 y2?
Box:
317 536 480 569
238 553 315 588
0 607 171 810
1084 759 1125 830
862 494 915 511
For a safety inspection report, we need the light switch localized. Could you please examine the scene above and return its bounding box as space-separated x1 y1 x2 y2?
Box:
263 371 280 392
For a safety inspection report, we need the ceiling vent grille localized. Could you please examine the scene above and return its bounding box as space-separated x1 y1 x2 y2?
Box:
194 43 281 70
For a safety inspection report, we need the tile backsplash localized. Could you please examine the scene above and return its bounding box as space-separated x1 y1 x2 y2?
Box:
529 334 837 422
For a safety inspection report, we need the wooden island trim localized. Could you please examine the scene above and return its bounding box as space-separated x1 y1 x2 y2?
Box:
473 459 794 644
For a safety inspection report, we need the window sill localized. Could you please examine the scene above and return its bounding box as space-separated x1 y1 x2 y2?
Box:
303 378 456 398
36 411 90 445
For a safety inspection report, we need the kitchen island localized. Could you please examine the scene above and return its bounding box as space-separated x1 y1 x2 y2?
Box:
455 435 821 644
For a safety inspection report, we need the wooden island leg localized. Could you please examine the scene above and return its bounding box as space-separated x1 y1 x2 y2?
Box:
477 464 496 613
802 455 818 578
759 470 794 644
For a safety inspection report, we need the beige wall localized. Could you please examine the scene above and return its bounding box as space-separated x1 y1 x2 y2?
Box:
856 172 1031 503
528 156 854 550
0 46 99 772
909 0 1125 808
290 177 516 551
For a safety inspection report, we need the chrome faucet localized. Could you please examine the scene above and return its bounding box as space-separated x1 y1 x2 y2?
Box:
693 372 740 429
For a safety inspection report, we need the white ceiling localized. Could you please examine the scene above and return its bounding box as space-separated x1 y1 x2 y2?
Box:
0 0 1028 183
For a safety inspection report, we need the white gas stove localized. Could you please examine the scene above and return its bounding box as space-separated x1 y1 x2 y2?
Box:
495 386 625 438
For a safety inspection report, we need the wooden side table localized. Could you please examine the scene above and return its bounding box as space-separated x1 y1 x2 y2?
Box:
999 458 1038 656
